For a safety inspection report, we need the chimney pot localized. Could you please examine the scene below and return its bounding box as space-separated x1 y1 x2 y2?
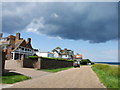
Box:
27 38 31 43
16 33 20 40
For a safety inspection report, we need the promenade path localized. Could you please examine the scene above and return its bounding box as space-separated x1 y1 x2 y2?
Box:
7 64 105 88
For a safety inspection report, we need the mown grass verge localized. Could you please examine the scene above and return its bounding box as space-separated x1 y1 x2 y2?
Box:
92 64 119 88
41 67 73 72
0 72 31 84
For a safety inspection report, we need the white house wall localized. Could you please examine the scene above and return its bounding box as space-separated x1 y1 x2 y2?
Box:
48 53 54 58
53 52 60 58
35 52 54 58
61 55 68 59
11 46 34 60
39 53 48 57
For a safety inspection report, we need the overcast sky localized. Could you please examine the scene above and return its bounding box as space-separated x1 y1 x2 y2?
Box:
2 2 118 62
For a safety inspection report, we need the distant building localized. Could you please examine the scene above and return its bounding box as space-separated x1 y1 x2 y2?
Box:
73 53 83 61
34 49 54 57
38 52 54 58
34 49 54 58
0 32 34 60
52 47 74 59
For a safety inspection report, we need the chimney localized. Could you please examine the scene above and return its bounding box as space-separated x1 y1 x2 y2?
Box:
16 33 20 40
27 38 31 43
0 32 3 40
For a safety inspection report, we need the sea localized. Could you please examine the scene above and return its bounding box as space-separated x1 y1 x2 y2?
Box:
95 62 120 65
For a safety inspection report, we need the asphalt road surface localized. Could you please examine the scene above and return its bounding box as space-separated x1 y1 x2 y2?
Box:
9 66 105 88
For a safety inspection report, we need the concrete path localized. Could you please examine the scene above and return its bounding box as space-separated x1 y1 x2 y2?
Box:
2 60 52 89
5 60 51 78
9 66 105 88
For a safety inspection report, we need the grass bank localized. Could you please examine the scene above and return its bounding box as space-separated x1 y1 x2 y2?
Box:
92 64 119 88
41 67 73 72
0 72 31 84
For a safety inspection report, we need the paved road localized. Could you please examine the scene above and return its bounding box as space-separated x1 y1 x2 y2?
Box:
9 66 105 88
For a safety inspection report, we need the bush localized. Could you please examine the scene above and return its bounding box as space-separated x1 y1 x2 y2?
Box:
80 59 91 65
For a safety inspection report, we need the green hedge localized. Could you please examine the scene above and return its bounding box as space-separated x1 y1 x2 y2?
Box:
28 56 74 62
42 57 74 62
28 56 38 59
91 62 95 65
80 59 94 65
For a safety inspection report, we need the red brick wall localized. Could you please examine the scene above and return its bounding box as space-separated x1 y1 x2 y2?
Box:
22 57 73 69
1 52 6 73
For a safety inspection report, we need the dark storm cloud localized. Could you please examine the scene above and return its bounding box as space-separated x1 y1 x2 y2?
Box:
2 2 118 43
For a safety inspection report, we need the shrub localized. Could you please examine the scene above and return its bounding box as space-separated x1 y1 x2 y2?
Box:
80 59 91 65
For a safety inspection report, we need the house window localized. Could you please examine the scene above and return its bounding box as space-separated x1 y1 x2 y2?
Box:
22 48 24 50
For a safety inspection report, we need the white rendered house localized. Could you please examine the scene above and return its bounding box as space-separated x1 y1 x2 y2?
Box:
52 47 74 59
34 50 54 58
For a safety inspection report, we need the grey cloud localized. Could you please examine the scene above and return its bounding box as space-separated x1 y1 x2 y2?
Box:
2 2 118 43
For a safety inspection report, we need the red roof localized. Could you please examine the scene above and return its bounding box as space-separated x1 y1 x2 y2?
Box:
74 54 82 59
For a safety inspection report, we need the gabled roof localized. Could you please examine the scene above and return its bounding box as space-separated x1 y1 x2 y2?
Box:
74 54 82 59
8 35 16 38
12 40 24 51
12 39 33 51
52 47 73 56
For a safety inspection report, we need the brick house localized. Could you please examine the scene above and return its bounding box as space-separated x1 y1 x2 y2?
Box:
0 32 34 60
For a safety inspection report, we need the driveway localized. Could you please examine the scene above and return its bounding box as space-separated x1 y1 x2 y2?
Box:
8 66 105 88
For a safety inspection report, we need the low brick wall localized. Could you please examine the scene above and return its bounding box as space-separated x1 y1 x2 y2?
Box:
22 58 40 69
22 57 73 69
41 58 73 69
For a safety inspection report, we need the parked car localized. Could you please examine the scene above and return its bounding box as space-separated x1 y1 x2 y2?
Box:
73 61 80 68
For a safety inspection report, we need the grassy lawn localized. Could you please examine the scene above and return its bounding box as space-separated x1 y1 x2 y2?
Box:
0 72 31 84
41 67 73 72
92 64 119 88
